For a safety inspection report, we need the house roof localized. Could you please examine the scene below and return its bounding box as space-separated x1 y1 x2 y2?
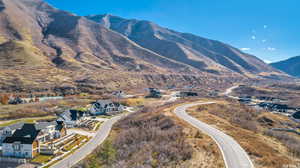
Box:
293 111 300 119
3 123 40 144
59 110 85 121
55 123 64 131
35 121 57 130
93 100 123 109
96 100 113 107
0 122 24 131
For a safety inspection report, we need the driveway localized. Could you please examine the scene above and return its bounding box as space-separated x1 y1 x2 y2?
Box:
50 114 124 168
67 129 96 137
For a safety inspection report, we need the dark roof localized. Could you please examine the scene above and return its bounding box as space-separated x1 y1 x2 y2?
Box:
3 124 40 144
293 111 300 119
55 122 64 131
3 137 37 144
70 110 78 121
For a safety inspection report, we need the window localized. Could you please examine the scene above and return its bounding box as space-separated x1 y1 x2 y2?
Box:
13 144 21 151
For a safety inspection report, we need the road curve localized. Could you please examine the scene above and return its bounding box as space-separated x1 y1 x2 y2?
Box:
51 115 124 168
174 102 254 168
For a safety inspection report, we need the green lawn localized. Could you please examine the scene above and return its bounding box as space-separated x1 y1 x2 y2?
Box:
31 154 54 164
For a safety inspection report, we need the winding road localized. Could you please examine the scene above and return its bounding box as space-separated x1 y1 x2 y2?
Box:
221 85 240 99
50 86 252 168
174 102 254 168
50 115 124 168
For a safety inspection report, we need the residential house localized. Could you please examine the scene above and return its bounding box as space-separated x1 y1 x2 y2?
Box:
146 88 162 98
0 122 24 145
8 96 24 105
258 103 295 113
36 121 66 142
90 100 124 115
177 91 198 98
57 109 87 128
238 96 252 104
112 91 126 98
2 121 66 158
292 111 300 122
2 124 40 158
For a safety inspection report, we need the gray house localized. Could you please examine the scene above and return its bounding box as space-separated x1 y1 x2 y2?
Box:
90 100 124 115
57 109 87 128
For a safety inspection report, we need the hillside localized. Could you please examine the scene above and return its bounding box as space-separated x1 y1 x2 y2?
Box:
0 0 288 94
87 14 281 76
271 56 300 77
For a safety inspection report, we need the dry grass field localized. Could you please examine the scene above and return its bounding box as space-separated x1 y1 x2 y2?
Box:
232 84 300 107
78 101 225 168
187 99 300 168
0 98 92 121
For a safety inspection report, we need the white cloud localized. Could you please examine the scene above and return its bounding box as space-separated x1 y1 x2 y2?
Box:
267 47 276 51
251 35 256 40
262 39 267 43
240 48 251 51
263 59 272 64
264 25 268 29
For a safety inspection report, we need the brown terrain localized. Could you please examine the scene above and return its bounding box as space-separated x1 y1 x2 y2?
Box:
0 0 290 95
232 83 300 107
78 101 225 168
187 99 300 168
0 1 299 168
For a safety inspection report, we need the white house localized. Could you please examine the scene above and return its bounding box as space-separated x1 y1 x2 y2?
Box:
0 123 24 145
35 121 66 142
2 122 66 158
90 100 124 115
2 124 40 158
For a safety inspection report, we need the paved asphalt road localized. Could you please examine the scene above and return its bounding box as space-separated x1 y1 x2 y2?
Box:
51 115 123 168
174 102 254 168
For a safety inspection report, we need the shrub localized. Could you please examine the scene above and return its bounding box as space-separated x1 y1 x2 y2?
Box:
0 94 9 105
80 107 193 168
264 130 300 157
199 103 261 132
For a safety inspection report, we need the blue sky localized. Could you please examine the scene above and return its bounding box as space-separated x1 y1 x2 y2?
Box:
45 0 300 63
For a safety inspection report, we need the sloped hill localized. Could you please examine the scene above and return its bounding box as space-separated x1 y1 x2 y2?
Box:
0 0 289 93
87 14 280 76
271 56 300 77
0 0 195 73
0 40 49 67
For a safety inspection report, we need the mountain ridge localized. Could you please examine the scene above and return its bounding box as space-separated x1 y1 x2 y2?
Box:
271 56 300 77
0 0 290 93
86 14 279 76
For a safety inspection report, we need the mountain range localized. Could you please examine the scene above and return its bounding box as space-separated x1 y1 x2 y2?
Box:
0 0 289 93
271 56 300 77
